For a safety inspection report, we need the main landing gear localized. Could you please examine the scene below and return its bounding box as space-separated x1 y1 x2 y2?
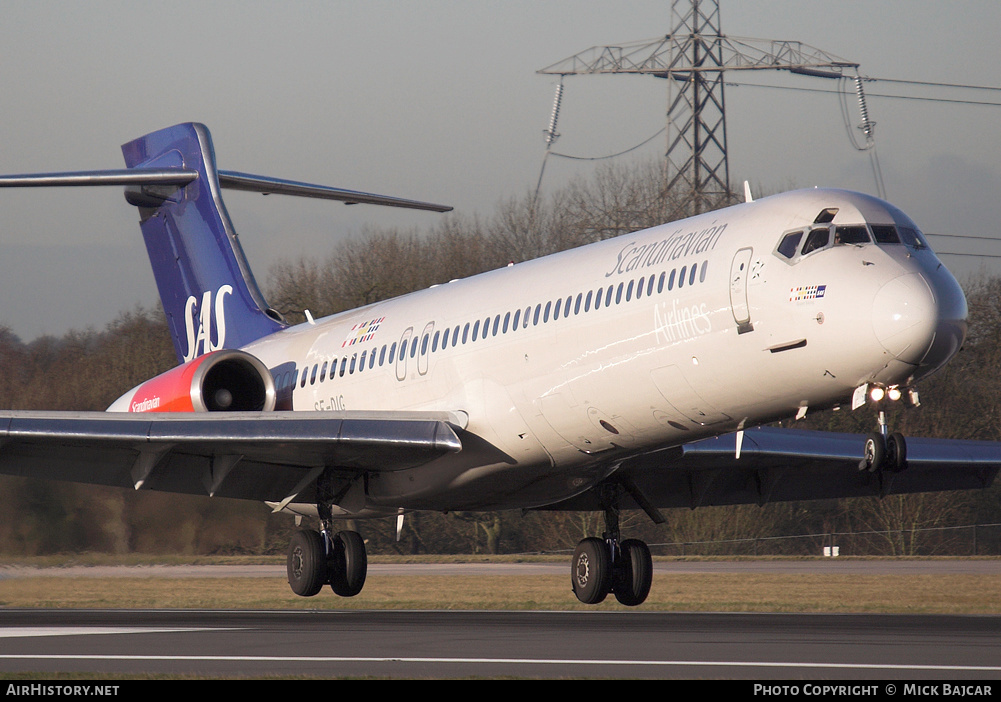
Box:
287 523 368 598
571 496 654 606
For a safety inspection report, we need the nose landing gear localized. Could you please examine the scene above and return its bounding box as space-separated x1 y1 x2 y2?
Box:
859 405 909 475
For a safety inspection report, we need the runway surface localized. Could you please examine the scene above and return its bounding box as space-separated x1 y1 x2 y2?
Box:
0 608 998 679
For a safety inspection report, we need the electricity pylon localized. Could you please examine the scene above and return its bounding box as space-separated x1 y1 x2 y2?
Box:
538 0 860 215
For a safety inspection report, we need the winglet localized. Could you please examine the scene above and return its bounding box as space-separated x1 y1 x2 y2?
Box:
744 181 754 203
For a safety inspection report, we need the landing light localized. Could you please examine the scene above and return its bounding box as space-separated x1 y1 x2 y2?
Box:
869 387 885 402
887 386 902 402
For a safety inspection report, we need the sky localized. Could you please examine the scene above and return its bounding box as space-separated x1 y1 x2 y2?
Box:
1 0 999 342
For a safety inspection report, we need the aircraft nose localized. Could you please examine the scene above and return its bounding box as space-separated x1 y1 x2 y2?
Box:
872 270 967 372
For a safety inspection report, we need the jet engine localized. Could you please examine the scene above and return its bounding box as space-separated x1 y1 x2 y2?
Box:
109 349 276 413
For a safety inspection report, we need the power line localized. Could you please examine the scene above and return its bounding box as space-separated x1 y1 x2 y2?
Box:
726 81 1001 108
926 232 1001 243
871 77 1001 92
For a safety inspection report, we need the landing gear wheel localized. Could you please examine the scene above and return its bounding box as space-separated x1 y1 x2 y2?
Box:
612 539 653 606
329 530 368 597
861 432 886 473
571 537 611 604
287 529 327 597
886 432 907 473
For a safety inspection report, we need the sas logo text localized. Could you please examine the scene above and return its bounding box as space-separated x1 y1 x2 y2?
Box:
183 285 232 362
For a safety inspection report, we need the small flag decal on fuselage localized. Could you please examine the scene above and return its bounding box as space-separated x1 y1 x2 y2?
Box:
342 317 385 347
789 285 826 302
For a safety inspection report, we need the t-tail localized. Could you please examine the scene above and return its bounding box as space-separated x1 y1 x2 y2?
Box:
0 122 452 363
122 123 286 362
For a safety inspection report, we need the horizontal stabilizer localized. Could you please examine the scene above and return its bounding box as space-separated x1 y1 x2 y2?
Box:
0 168 452 212
218 171 453 212
0 168 197 187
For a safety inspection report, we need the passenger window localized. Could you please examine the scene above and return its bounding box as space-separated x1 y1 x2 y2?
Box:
801 227 830 255
777 231 803 259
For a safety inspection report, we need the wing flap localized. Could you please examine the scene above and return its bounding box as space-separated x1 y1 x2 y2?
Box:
0 410 463 503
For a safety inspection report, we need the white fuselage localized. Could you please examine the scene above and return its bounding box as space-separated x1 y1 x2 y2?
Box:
239 188 967 514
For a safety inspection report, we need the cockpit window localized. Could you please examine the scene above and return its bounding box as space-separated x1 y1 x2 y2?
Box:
898 227 928 249
777 231 803 259
870 224 928 249
801 227 830 255
814 208 838 224
871 225 900 243
834 226 870 245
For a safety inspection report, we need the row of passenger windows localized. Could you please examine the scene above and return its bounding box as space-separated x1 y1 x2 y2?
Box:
290 259 710 389
776 223 929 261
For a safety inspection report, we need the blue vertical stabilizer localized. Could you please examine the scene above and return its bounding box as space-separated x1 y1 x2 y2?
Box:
121 123 287 362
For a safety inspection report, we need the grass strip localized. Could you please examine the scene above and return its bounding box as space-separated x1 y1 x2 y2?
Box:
0 573 998 613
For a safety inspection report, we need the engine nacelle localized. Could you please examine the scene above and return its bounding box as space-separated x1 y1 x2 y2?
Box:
109 349 276 413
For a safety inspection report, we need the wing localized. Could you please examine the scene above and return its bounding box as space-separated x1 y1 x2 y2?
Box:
543 427 1001 511
0 410 464 509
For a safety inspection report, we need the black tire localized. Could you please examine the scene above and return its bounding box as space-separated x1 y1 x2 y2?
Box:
886 432 908 473
329 530 368 597
612 539 653 606
862 432 886 473
287 529 327 597
571 537 611 604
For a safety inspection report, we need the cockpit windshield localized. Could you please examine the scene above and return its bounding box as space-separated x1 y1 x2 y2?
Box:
776 221 930 263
